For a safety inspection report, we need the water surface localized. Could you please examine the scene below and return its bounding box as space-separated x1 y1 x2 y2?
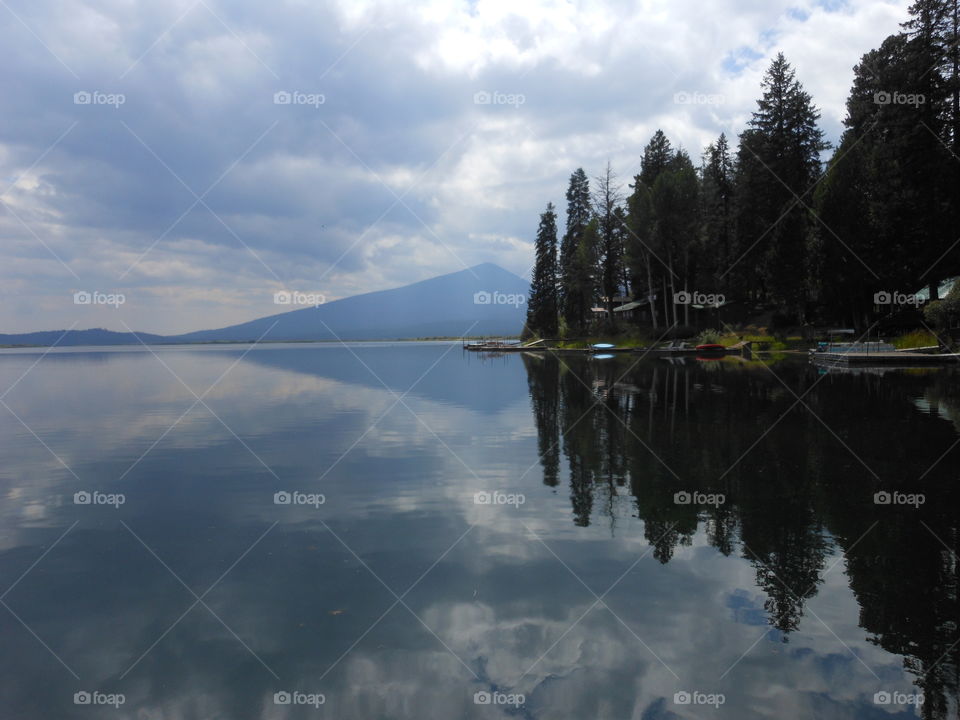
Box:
0 343 956 719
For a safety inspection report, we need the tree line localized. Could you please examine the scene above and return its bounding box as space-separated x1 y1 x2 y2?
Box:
526 0 960 339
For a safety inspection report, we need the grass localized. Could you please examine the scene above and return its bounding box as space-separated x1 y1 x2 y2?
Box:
891 329 939 350
712 332 800 351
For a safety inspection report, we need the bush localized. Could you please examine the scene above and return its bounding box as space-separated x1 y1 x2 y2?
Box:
697 328 723 345
924 281 960 337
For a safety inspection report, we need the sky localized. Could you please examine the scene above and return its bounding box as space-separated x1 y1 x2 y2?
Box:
0 0 911 335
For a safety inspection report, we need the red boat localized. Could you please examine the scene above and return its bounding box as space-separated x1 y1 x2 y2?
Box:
695 343 726 352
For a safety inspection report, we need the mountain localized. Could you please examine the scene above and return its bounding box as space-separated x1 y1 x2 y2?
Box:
0 328 167 347
0 264 529 346
173 262 528 342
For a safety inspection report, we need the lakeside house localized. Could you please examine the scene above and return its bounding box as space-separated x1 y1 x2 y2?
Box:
591 294 748 329
915 277 957 303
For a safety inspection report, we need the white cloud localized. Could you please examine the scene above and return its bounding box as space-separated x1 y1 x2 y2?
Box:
0 0 911 333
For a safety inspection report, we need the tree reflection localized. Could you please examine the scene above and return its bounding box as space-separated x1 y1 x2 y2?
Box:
522 354 960 716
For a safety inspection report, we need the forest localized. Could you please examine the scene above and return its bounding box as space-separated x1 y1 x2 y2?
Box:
525 0 960 340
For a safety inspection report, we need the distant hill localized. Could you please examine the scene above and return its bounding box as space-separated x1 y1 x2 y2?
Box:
171 262 528 342
0 328 167 347
0 264 529 346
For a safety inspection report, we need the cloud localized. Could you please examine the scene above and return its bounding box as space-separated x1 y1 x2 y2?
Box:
0 0 910 333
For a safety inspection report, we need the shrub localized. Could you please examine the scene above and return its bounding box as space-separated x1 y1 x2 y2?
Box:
697 328 723 345
924 281 960 337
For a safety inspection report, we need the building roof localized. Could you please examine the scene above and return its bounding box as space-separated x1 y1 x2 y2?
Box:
915 277 958 302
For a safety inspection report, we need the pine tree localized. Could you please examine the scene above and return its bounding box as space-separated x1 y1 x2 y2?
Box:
905 0 959 153
651 150 699 327
560 218 600 335
903 0 960 297
810 130 879 327
735 53 828 317
841 30 955 301
624 131 679 329
624 177 657 327
526 203 560 338
699 134 734 297
639 130 674 187
560 169 592 331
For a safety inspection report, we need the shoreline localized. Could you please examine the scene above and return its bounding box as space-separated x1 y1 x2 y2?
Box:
0 336 521 350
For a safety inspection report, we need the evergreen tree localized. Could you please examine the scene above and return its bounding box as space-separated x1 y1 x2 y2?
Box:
526 203 560 337
905 0 959 155
735 53 828 317
839 31 954 303
593 161 625 319
639 130 674 187
903 0 960 297
651 150 700 327
571 218 601 330
810 130 879 327
625 130 681 329
699 134 735 298
564 218 600 335
625 177 658 327
560 169 592 332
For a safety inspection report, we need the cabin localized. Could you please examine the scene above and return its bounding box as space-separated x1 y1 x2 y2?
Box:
590 296 657 324
914 277 957 303
613 299 654 323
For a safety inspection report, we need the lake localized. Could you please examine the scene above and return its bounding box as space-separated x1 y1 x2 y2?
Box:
0 342 956 719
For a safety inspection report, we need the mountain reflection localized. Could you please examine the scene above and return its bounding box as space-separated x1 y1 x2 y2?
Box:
522 353 960 718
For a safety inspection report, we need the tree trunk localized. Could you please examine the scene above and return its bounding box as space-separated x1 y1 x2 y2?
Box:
662 276 670 329
646 254 657 330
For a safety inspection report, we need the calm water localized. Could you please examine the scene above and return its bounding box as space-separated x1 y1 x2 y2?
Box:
0 343 957 719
